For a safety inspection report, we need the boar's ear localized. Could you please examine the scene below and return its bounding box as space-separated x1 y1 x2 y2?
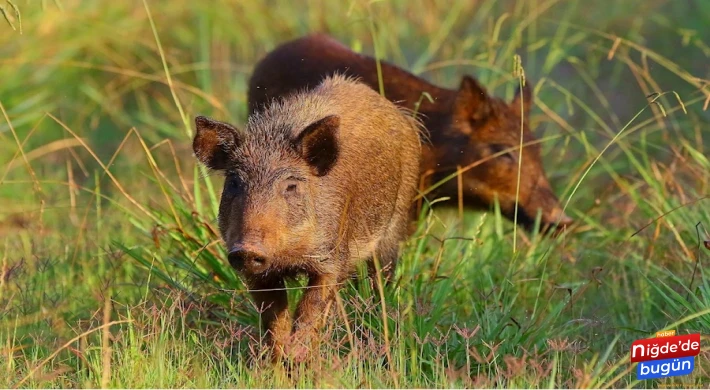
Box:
454 75 493 125
511 81 533 118
193 116 239 170
294 115 340 177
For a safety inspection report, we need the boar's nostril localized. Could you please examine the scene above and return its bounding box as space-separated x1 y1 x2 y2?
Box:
245 252 269 272
227 248 247 269
252 256 266 265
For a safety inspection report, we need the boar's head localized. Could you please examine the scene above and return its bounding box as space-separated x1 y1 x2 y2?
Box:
192 115 340 277
436 76 572 232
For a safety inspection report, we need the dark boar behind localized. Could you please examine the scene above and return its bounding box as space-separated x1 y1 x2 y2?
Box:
248 33 573 232
193 74 422 361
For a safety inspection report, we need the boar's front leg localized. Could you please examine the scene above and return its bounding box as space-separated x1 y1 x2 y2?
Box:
290 272 340 359
249 277 291 363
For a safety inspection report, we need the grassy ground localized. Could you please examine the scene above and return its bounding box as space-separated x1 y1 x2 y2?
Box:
1 0 709 387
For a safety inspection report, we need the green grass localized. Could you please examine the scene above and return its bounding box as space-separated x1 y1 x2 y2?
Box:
1 0 709 387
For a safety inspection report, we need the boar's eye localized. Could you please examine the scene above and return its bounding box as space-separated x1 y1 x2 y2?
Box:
282 177 302 197
489 144 516 162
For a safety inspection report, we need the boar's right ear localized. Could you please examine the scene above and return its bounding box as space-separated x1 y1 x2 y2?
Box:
454 75 493 127
294 115 340 177
193 116 239 171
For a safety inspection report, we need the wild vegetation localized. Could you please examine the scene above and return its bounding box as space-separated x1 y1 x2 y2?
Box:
0 0 709 387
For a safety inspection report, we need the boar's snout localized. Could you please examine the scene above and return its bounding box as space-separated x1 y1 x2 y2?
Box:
541 208 574 236
555 212 574 227
228 244 269 274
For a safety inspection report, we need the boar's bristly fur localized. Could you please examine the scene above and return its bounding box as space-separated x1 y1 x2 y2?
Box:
193 74 422 362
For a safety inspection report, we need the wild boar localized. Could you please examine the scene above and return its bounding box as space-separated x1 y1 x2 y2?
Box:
193 74 421 361
247 33 573 232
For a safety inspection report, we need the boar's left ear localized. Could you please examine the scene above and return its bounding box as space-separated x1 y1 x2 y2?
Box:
193 116 239 170
294 115 340 176
511 81 533 118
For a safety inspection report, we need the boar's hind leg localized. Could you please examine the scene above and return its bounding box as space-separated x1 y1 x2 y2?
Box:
249 278 291 363
291 272 340 356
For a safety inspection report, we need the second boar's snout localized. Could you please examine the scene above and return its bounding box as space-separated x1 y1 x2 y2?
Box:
228 244 269 274
541 209 574 236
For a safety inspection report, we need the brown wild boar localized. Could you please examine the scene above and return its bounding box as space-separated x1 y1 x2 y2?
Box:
248 33 573 232
193 75 421 361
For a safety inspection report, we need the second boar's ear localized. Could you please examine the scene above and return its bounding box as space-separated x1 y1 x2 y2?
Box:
193 116 239 171
294 115 340 177
454 75 493 126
